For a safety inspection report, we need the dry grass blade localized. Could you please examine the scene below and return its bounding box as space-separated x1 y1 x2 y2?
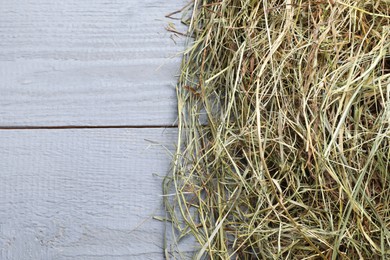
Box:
164 0 390 259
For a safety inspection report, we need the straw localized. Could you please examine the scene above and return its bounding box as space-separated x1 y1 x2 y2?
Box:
164 1 390 259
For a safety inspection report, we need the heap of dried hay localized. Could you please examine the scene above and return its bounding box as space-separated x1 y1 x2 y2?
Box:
164 1 390 259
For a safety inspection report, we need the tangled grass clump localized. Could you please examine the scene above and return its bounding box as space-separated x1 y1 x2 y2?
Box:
164 1 390 259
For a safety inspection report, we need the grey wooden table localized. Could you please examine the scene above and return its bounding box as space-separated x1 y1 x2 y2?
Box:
0 1 187 259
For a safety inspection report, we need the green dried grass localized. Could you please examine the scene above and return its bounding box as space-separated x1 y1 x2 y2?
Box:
164 1 390 259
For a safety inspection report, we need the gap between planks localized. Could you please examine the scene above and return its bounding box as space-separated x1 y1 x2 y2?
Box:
0 125 178 130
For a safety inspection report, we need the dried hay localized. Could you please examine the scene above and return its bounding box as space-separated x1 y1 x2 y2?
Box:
164 1 390 259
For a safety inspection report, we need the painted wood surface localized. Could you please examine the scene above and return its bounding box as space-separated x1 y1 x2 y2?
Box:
0 128 193 259
0 1 191 258
0 0 185 127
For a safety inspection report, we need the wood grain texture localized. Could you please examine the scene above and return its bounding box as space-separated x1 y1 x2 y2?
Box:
0 128 194 259
0 0 186 127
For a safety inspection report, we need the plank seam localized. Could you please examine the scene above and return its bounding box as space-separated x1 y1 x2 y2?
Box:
0 125 178 130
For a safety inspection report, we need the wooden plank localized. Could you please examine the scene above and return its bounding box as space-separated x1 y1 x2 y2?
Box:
0 0 186 127
0 128 193 259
